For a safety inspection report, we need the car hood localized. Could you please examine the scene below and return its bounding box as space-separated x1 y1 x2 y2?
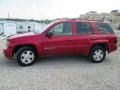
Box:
8 32 36 40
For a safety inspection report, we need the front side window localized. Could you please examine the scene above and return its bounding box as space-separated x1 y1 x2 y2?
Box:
76 22 93 35
96 23 114 34
49 22 72 36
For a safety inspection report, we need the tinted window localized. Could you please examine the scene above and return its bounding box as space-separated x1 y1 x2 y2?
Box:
49 22 72 36
96 23 114 34
76 22 93 35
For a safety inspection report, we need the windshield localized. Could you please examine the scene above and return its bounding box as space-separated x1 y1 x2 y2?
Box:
34 21 56 34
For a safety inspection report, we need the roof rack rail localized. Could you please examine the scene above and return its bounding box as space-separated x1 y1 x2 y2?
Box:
86 19 104 22
56 18 104 22
70 18 104 22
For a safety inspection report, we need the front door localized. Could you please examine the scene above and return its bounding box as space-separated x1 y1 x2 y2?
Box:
43 22 74 56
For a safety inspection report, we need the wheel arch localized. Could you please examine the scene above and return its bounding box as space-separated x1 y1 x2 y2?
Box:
13 44 39 57
90 43 109 54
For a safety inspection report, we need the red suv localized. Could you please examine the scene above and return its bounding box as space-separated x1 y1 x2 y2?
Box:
3 19 117 66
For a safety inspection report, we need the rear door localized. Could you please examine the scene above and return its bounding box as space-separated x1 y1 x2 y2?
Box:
43 22 74 56
74 22 94 55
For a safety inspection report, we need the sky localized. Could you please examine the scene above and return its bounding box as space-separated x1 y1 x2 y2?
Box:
0 0 120 20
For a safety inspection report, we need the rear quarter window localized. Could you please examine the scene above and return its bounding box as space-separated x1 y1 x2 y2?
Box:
96 23 114 34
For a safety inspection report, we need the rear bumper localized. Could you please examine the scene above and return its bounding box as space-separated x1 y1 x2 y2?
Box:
3 48 13 60
108 44 117 53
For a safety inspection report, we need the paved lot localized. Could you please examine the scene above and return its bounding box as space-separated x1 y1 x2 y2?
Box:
0 37 120 90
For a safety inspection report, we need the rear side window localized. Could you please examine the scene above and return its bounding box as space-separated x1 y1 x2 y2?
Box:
76 22 93 35
96 23 114 34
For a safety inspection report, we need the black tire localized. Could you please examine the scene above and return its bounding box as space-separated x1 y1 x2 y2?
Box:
15 46 37 66
89 46 106 63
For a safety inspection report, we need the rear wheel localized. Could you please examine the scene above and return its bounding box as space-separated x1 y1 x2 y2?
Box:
89 46 106 63
15 46 37 66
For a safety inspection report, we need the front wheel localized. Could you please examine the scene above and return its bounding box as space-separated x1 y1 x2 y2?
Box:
15 46 37 66
89 46 106 63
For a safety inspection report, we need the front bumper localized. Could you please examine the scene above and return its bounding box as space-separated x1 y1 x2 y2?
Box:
3 47 13 60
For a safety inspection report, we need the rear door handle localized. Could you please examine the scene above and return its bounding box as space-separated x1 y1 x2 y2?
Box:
67 40 72 41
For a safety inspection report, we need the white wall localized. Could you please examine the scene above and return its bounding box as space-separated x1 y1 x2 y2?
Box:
0 23 4 34
4 22 16 36
0 19 45 36
16 21 42 33
34 22 42 31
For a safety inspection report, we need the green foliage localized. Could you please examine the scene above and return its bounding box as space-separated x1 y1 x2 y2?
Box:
40 19 53 24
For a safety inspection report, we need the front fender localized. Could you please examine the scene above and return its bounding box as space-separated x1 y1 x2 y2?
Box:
13 41 44 57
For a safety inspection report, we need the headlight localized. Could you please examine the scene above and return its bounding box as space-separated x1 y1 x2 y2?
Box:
3 39 10 49
6 41 9 48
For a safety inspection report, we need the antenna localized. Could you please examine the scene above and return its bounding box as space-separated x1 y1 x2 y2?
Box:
8 12 10 18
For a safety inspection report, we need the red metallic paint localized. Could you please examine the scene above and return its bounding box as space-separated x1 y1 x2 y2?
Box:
3 19 118 59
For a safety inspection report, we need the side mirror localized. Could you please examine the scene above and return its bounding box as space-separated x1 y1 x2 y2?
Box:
45 32 54 37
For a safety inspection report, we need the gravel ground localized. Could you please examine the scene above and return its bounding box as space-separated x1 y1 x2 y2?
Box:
0 37 120 90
